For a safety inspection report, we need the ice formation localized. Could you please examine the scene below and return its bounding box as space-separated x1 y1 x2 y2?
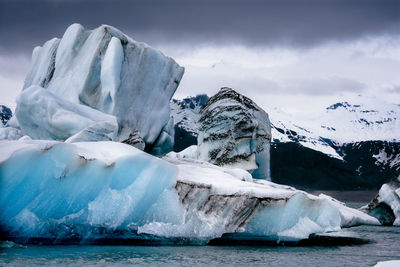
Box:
197 87 272 180
0 127 22 141
0 140 378 244
374 260 400 267
361 175 400 225
16 86 118 142
22 23 184 154
0 113 23 141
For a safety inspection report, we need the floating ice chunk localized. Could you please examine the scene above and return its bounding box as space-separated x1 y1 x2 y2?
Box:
319 193 378 227
277 217 327 240
0 140 178 240
164 153 379 240
362 175 400 225
23 23 184 154
0 140 379 243
197 87 272 180
16 86 118 141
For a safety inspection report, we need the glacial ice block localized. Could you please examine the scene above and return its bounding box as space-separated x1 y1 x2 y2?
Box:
163 153 379 240
0 140 379 243
16 85 118 141
22 23 184 154
197 87 272 180
361 175 400 225
0 140 180 240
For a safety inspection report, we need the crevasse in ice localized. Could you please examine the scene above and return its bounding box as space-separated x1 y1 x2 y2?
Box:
0 140 379 243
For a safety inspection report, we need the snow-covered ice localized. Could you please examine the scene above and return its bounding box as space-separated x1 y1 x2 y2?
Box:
0 140 378 243
16 85 118 142
0 127 22 141
22 23 184 154
197 88 272 180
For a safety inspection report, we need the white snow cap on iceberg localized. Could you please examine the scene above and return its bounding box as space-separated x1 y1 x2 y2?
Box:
0 140 379 243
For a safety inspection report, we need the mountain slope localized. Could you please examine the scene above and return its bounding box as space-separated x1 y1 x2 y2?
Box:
170 94 208 152
0 105 12 126
171 94 400 190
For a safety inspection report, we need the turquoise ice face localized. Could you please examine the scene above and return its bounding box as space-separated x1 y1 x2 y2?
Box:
0 141 179 239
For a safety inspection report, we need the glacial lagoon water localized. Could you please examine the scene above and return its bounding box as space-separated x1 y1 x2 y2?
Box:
1 202 400 267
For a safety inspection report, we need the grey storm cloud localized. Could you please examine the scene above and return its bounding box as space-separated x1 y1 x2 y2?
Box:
0 0 400 54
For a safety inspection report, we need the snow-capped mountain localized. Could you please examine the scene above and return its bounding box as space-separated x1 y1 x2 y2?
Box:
266 96 400 189
170 94 208 151
268 94 400 159
172 94 400 190
0 105 12 125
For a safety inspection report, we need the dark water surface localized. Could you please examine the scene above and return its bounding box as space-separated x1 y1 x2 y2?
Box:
1 202 399 266
306 191 378 203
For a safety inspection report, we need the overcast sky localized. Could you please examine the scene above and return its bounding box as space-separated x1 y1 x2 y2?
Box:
1 0 399 112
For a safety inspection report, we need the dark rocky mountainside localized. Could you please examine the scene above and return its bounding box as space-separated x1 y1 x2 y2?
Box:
0 105 12 125
171 94 400 190
271 141 400 190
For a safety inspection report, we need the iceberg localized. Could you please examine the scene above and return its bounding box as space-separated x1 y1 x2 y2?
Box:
361 175 400 225
22 23 184 154
15 86 118 142
0 140 378 244
197 87 272 180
